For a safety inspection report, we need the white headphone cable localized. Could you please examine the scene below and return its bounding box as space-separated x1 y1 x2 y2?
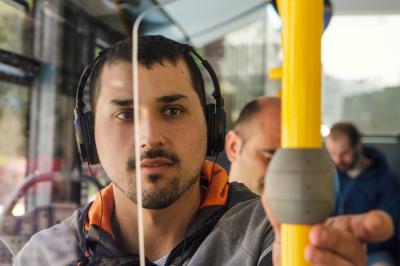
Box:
132 1 182 265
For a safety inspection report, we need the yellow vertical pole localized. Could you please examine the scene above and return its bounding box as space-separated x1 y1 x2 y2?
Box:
280 0 323 265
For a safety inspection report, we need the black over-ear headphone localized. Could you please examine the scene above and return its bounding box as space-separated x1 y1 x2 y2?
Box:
186 45 226 157
74 42 226 165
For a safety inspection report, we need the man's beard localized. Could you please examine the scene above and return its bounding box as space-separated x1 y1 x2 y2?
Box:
340 149 360 172
114 149 200 209
348 150 360 170
129 173 198 209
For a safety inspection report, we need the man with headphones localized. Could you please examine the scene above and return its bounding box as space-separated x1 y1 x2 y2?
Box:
15 35 394 266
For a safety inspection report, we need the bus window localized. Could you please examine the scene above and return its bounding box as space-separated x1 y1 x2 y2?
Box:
0 81 29 215
322 15 400 136
0 0 27 55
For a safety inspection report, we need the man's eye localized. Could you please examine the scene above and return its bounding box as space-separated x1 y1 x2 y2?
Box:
263 155 272 162
116 111 133 121
261 152 274 162
165 107 183 117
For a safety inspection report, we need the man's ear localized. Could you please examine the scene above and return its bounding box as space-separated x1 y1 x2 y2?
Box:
225 130 242 163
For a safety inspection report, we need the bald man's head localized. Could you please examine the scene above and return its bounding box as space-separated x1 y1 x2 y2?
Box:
225 97 281 195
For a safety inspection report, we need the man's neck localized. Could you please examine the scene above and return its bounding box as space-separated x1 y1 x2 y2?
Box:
228 164 240 183
347 154 372 178
112 181 202 262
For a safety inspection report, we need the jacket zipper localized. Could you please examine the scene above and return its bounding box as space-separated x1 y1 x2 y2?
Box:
164 209 224 266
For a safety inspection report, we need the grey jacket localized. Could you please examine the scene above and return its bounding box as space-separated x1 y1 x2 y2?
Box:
14 182 274 266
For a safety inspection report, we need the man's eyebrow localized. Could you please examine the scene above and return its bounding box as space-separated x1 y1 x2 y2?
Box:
156 94 188 103
109 99 133 107
109 94 188 106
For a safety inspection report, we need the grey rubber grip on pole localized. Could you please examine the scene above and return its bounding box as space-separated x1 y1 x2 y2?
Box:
264 148 335 224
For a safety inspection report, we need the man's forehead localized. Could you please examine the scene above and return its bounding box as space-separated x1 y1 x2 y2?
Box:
99 61 132 84
328 133 350 144
99 58 190 78
100 60 191 87
100 62 197 105
257 109 281 132
327 134 352 150
245 121 280 147
238 105 281 145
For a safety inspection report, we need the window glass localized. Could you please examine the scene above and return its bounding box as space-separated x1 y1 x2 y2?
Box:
322 15 400 135
0 81 28 209
0 0 28 55
0 0 126 261
204 5 281 129
0 81 29 263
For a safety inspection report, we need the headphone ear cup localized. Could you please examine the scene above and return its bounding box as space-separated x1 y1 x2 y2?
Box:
83 111 99 164
206 104 226 156
74 108 88 162
74 109 99 164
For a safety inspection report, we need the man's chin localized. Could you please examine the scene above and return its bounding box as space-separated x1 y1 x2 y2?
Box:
127 188 179 209
139 177 182 209
141 191 180 209
142 201 176 210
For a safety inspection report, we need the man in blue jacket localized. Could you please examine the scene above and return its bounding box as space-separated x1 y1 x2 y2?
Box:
326 122 400 266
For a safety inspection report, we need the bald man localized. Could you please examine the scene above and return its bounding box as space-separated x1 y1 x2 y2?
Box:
225 97 397 265
225 97 281 195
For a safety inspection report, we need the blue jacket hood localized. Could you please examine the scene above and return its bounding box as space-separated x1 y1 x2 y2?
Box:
362 145 390 173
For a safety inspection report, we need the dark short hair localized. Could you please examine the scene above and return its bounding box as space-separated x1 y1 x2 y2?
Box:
89 35 206 111
329 122 362 147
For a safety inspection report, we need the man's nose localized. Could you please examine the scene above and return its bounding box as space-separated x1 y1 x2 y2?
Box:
139 115 165 150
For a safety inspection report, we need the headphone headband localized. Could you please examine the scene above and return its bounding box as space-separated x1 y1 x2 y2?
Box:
184 45 224 108
75 48 109 111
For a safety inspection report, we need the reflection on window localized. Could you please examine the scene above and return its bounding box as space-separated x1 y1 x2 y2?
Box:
202 7 282 129
322 15 400 135
0 81 28 209
0 81 28 264
0 0 27 55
